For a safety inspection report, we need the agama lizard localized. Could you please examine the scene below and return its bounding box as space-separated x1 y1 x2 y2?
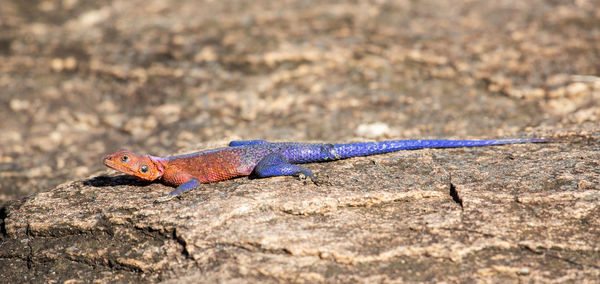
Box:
103 138 545 200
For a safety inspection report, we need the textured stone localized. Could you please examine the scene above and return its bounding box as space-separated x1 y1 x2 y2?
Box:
1 0 599 282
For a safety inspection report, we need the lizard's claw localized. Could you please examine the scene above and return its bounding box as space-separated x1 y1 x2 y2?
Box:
154 194 176 203
298 173 327 186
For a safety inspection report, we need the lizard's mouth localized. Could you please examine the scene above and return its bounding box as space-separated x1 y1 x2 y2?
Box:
103 156 148 180
102 150 137 174
102 151 164 181
103 155 129 173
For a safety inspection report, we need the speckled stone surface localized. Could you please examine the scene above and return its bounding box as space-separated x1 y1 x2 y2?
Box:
0 0 599 282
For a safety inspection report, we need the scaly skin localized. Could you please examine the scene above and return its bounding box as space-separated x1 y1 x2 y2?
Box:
103 138 545 198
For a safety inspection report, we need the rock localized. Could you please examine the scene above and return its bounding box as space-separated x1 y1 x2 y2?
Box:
2 0 600 282
2 135 599 282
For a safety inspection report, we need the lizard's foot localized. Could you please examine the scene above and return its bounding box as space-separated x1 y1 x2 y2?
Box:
298 173 327 186
154 194 176 203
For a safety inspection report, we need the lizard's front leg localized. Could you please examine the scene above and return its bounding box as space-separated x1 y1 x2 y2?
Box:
170 178 202 195
155 174 201 202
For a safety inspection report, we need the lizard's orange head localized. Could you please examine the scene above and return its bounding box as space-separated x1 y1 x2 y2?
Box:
103 150 164 181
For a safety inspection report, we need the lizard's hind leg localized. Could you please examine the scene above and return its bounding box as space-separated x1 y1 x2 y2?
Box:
253 153 313 178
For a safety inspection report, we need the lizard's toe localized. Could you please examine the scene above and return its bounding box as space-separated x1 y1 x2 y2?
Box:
154 194 176 203
309 174 330 186
298 173 328 186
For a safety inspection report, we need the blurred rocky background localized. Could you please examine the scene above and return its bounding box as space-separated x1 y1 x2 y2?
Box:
0 0 599 282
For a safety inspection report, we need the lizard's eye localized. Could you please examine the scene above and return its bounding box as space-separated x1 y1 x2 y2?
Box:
121 156 130 163
140 165 148 173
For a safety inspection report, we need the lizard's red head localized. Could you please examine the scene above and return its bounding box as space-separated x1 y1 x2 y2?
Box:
103 150 165 181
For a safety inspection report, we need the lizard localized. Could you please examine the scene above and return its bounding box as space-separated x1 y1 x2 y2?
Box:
103 138 545 201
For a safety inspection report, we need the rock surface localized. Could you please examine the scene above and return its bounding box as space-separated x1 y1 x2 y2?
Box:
1 0 599 282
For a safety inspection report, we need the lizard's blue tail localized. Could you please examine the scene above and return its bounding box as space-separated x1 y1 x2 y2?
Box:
331 138 546 159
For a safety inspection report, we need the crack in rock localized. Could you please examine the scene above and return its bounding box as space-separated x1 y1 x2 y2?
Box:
448 182 463 209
